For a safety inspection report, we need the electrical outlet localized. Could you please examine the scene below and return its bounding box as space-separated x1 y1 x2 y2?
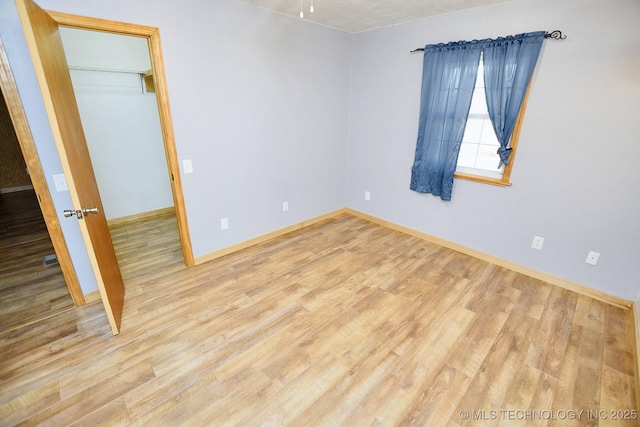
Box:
531 236 544 250
220 218 229 230
585 251 600 265
365 191 371 201
283 201 289 212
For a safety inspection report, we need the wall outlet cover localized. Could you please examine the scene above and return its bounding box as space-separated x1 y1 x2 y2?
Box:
531 235 544 250
586 251 600 265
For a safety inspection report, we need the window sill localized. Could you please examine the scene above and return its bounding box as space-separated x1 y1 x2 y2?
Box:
454 172 512 187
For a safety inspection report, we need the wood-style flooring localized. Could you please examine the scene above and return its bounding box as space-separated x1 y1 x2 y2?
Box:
0 211 637 426
0 190 73 334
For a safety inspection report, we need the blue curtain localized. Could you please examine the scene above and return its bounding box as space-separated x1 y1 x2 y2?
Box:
410 43 481 201
483 31 545 167
410 31 544 201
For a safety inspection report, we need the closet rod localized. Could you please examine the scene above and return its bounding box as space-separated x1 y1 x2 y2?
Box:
68 65 148 75
409 30 567 53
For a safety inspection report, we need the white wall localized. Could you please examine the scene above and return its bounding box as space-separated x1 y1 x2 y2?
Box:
60 28 174 220
346 0 640 299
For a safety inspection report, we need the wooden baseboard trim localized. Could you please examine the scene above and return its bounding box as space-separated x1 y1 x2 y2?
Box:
83 290 102 304
191 206 630 310
346 208 633 310
0 185 34 193
194 209 347 265
633 302 640 413
107 207 175 227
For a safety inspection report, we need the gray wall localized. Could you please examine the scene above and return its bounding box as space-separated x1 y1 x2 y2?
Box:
2 0 639 302
346 0 640 300
0 0 98 294
8 0 352 261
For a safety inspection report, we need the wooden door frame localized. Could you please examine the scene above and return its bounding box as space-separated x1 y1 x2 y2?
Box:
0 37 85 306
46 11 195 267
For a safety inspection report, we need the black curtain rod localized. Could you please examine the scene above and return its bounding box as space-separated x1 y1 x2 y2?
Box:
409 30 567 53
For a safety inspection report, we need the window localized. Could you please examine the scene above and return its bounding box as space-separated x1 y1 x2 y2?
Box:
455 54 529 187
410 31 544 201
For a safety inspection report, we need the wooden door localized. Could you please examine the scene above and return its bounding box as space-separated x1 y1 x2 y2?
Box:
16 0 125 335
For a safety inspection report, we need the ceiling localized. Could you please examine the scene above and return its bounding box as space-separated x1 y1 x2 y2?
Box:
238 0 513 33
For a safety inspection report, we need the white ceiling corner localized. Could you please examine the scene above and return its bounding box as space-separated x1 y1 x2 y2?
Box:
237 0 513 33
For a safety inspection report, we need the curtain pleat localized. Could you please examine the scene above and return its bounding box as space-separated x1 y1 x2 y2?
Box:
483 32 545 167
410 31 544 200
410 44 481 201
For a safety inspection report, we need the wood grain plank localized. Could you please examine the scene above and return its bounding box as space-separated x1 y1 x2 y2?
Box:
0 213 636 425
19 361 155 425
600 365 637 427
0 380 60 426
525 287 579 378
604 304 636 377
455 308 537 426
0 190 75 333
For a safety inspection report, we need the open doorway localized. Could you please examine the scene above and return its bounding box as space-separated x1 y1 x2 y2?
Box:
48 11 195 270
58 28 175 229
58 26 181 283
0 86 74 333
5 6 193 334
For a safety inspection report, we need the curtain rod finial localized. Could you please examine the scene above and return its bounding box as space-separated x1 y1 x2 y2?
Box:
544 30 567 40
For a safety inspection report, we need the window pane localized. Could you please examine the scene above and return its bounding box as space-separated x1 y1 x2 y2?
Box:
462 118 483 143
475 144 502 172
457 142 479 168
480 119 500 146
457 54 503 177
468 88 486 114
475 61 484 88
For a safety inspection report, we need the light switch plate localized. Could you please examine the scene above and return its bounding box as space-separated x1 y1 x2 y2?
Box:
53 174 68 192
183 159 193 174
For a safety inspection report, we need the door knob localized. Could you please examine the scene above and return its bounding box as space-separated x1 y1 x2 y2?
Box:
63 207 98 219
82 207 99 215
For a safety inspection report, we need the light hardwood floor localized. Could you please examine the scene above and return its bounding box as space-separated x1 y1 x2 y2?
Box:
0 212 637 426
0 190 73 334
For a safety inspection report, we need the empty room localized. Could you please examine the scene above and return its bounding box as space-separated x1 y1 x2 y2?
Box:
1 0 639 425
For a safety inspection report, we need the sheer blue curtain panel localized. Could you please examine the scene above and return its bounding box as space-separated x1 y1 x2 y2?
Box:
483 31 544 167
410 31 544 201
410 43 481 201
